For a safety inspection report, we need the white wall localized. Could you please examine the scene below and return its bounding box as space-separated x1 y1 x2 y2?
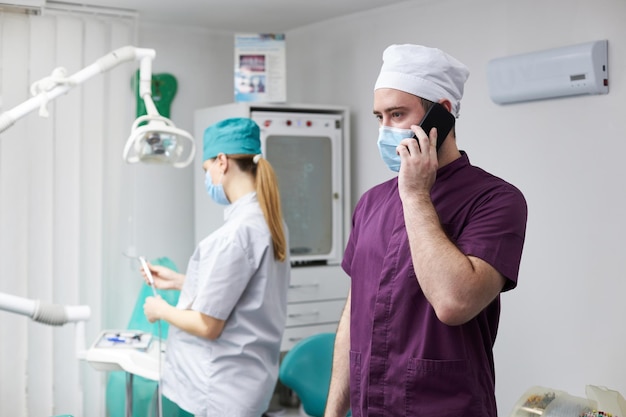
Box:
282 0 626 414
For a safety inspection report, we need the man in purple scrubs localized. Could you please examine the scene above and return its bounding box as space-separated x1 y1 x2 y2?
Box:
324 44 528 417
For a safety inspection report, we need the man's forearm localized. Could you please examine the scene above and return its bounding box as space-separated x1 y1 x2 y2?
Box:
402 194 505 325
324 290 352 417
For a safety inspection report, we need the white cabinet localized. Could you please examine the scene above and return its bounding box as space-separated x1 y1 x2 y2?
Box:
281 264 350 351
193 103 351 260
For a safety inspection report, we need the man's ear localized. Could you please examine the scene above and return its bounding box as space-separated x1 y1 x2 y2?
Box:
438 99 453 113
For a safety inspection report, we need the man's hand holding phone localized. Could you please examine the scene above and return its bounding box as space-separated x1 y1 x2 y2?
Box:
411 102 455 152
398 102 455 200
398 124 439 196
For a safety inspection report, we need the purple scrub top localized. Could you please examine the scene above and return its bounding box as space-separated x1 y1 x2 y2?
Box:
342 152 527 417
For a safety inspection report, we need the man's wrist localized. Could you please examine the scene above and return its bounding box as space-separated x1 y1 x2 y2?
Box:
401 190 432 207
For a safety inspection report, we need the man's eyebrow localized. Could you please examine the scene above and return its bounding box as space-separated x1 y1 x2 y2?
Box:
373 106 408 114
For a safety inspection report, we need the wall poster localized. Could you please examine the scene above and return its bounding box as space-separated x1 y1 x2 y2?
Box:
234 33 286 103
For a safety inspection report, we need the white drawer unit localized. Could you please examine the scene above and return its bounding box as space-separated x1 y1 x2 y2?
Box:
281 323 341 351
287 267 350 303
285 299 345 327
280 264 349 351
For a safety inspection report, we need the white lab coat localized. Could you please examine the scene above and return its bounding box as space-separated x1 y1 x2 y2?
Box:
162 192 290 417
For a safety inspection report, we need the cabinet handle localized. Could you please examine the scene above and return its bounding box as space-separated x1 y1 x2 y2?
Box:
288 311 320 318
289 283 319 289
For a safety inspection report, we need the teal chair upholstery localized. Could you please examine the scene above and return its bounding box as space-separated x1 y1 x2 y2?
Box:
106 256 193 417
279 332 350 417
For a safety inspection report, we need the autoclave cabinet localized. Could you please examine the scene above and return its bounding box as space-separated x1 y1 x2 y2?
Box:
193 103 351 350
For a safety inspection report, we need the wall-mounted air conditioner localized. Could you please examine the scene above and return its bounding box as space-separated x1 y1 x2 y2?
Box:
486 40 608 105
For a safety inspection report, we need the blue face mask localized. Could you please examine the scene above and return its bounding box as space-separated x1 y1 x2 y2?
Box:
377 126 415 172
204 170 230 205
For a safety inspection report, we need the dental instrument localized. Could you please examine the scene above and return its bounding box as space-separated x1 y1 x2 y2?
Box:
139 256 159 298
123 252 159 298
120 252 164 417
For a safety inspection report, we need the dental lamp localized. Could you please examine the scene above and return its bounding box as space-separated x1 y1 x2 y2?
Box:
0 45 195 168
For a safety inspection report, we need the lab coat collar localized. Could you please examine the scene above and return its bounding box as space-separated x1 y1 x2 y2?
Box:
223 191 258 221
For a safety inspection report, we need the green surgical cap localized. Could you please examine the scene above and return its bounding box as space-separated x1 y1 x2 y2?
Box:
203 117 262 161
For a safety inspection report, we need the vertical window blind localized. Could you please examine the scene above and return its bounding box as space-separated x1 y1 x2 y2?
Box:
0 7 137 416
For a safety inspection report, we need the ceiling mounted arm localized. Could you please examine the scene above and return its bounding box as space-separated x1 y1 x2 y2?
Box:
0 45 195 168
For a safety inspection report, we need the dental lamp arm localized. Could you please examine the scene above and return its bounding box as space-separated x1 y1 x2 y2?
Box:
0 291 91 325
136 48 159 117
0 46 155 133
0 291 91 358
0 45 195 167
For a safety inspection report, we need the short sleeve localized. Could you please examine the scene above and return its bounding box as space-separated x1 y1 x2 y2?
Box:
456 189 527 290
193 237 256 320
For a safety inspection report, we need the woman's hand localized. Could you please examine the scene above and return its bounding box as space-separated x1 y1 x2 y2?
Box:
143 295 170 323
140 262 185 291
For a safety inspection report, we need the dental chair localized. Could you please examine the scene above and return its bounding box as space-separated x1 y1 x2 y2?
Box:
278 332 351 417
105 256 192 417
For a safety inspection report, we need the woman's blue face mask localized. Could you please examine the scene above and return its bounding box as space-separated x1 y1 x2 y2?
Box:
377 126 414 172
204 169 230 205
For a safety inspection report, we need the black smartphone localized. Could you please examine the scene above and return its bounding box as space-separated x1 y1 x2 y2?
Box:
413 102 456 151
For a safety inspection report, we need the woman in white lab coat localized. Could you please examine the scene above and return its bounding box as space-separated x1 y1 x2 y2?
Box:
143 117 290 417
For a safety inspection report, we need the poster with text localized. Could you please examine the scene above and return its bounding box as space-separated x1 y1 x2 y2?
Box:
235 33 286 103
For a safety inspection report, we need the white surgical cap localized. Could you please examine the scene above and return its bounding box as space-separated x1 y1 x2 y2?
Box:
374 44 470 117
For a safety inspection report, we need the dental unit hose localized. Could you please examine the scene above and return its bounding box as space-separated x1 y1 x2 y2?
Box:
0 292 90 325
125 254 163 417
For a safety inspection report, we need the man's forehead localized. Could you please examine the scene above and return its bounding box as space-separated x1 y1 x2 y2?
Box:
373 89 422 111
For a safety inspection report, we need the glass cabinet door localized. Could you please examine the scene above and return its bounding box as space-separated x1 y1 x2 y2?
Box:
266 134 333 258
